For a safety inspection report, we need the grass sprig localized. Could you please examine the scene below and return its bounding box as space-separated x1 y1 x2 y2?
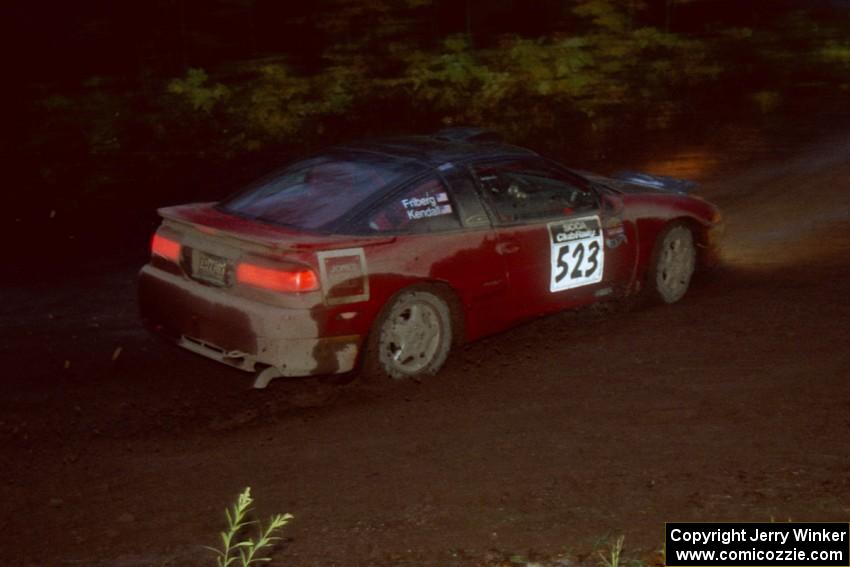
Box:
597 535 625 567
207 487 293 567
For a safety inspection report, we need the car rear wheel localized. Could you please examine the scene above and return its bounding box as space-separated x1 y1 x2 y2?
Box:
364 289 453 381
648 223 696 304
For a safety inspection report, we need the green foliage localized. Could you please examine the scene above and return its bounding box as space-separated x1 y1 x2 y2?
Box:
751 90 782 114
573 0 633 33
820 42 850 66
398 35 500 122
164 60 362 150
374 0 723 139
148 3 850 153
317 0 435 56
502 36 596 100
228 61 359 149
41 95 73 111
25 1 850 220
168 68 230 113
207 487 293 567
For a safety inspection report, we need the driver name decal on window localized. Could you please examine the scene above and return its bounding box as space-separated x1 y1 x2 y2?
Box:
400 193 452 220
548 216 605 292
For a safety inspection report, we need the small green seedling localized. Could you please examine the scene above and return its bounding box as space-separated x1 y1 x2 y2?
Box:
207 487 293 567
597 535 625 567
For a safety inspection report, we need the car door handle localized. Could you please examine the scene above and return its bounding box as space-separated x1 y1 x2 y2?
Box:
495 241 520 255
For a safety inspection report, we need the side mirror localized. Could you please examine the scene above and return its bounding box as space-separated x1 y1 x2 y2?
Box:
601 193 624 215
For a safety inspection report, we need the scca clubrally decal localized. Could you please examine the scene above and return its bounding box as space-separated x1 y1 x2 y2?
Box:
548 216 605 292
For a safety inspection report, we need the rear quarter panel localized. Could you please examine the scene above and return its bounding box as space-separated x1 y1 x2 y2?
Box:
315 228 508 344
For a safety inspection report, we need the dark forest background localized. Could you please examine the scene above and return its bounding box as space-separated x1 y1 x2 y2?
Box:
7 0 850 273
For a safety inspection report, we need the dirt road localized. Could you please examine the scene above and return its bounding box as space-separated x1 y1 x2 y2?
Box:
2 129 850 566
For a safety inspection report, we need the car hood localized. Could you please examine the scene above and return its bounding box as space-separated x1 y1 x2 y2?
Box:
577 170 697 195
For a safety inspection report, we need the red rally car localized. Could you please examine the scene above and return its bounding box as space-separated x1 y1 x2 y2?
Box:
139 129 723 388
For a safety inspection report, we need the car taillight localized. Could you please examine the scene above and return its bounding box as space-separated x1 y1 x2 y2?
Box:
236 263 319 293
151 234 181 262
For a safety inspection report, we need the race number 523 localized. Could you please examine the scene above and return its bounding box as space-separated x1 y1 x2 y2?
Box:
548 216 605 293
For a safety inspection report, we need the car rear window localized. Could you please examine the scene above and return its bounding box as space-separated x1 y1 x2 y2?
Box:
220 153 420 230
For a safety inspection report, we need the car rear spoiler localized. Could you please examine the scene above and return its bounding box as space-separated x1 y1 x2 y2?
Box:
158 202 396 252
614 171 697 194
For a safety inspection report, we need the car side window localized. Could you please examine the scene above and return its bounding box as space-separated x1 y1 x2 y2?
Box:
367 175 461 233
471 159 597 224
440 165 491 228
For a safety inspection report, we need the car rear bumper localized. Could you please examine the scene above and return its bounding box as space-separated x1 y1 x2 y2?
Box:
138 265 360 376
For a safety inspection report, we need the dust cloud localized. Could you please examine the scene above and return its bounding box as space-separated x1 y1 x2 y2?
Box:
642 132 850 268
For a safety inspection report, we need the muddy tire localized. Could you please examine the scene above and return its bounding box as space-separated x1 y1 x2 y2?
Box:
363 288 453 381
647 223 696 304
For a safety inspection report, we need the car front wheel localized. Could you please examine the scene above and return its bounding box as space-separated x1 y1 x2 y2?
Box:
648 223 696 304
365 288 453 381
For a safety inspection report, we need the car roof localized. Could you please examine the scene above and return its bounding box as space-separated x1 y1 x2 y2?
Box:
331 135 539 168
219 134 546 234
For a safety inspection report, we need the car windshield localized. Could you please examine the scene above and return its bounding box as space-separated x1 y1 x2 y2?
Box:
220 153 419 230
